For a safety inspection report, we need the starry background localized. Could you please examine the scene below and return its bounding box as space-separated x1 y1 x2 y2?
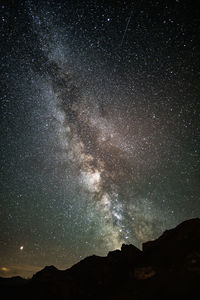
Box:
0 0 200 278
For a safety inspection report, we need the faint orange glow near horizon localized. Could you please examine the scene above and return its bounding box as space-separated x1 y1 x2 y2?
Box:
1 267 9 272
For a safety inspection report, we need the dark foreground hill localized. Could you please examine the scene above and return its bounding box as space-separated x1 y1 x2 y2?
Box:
1 218 200 299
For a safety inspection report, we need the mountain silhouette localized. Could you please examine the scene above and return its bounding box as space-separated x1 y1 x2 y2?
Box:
1 218 200 299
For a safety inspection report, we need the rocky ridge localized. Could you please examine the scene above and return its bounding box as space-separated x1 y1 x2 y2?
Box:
1 218 200 299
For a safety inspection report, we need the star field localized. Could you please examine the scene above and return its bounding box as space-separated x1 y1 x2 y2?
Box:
0 0 200 278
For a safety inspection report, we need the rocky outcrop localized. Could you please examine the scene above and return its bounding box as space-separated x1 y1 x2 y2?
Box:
142 218 200 267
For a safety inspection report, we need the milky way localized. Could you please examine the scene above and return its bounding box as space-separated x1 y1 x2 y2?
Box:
43 44 167 250
1 0 200 278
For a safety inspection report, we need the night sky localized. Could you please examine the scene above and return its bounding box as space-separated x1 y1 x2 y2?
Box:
1 0 200 278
